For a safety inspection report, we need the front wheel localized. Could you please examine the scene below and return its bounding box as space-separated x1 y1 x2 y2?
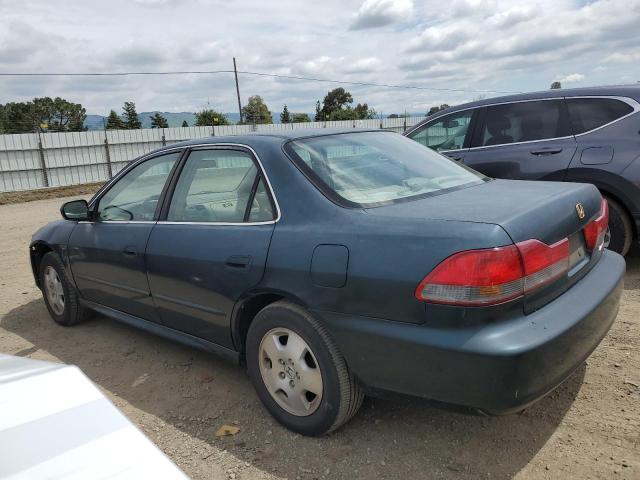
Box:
246 301 363 436
604 196 633 256
39 252 90 326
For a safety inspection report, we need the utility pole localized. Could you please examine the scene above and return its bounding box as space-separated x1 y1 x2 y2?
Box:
233 57 243 124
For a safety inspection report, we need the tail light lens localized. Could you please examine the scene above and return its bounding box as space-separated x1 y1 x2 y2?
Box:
583 199 609 250
415 238 570 306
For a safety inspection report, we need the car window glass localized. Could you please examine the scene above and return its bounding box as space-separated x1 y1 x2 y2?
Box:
286 132 484 207
167 150 259 223
97 152 179 221
248 177 275 222
566 98 634 134
480 100 569 147
408 111 473 151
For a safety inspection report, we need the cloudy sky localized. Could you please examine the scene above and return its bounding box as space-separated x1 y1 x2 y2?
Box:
1 0 639 116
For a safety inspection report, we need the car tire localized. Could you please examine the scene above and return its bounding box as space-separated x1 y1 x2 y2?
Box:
39 252 90 326
246 301 363 436
604 196 633 256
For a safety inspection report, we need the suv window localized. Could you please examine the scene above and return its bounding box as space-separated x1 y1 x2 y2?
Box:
97 152 179 221
408 110 473 152
566 98 634 134
167 149 273 223
477 100 570 147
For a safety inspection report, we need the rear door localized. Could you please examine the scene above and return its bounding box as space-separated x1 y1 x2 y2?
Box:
406 109 477 163
462 99 577 180
145 147 277 348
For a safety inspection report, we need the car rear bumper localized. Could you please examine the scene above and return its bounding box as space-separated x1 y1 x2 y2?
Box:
317 250 625 413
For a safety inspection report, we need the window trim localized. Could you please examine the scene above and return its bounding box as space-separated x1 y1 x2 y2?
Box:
158 144 280 226
405 95 640 153
85 143 281 226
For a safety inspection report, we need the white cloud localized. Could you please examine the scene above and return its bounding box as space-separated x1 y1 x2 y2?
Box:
0 0 638 117
350 0 413 30
557 73 585 83
604 52 640 64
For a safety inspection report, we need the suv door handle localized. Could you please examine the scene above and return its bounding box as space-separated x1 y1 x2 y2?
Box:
446 154 463 161
122 246 138 257
225 255 252 269
530 147 563 155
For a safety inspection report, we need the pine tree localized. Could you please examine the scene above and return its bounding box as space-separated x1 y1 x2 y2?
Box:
105 110 124 130
150 112 169 128
122 101 142 130
280 105 291 123
181 120 189 127
314 100 322 121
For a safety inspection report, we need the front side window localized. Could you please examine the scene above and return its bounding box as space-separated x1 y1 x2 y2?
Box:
97 152 180 221
167 149 273 223
478 100 570 147
285 132 484 207
566 98 634 134
408 111 473 151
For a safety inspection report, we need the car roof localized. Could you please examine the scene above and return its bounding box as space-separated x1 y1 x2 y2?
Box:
154 128 387 152
416 84 640 123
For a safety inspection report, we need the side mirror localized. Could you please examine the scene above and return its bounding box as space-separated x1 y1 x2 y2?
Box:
442 119 460 128
61 199 90 221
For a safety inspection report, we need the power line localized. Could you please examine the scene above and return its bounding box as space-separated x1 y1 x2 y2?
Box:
0 69 521 95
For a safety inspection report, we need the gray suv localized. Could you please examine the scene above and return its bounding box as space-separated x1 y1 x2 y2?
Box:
405 85 640 255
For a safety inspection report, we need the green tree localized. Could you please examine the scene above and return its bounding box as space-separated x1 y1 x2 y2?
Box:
321 87 353 118
195 109 229 126
292 113 311 123
181 120 189 127
0 97 86 133
314 100 322 121
280 105 291 123
242 95 272 124
105 110 124 130
150 112 169 128
122 101 142 129
550 81 562 89
33 97 86 132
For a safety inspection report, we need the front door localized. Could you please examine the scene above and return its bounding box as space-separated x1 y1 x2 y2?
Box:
145 147 277 348
68 151 181 320
462 99 577 180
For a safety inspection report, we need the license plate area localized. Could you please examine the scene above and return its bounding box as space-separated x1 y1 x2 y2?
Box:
568 232 588 275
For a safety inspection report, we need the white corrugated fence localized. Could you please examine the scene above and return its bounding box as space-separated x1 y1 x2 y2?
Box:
0 117 422 193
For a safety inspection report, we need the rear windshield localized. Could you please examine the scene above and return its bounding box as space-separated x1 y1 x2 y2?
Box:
284 131 485 207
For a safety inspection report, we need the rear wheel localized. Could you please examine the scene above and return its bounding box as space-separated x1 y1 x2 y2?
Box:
39 252 90 326
246 301 363 436
604 196 633 256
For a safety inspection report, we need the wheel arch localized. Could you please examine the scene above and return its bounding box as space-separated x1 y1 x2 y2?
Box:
231 290 309 361
30 241 54 288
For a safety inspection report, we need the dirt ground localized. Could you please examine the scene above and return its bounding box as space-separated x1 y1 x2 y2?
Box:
0 195 638 480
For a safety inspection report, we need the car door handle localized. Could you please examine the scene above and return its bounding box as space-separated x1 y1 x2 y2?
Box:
225 255 252 269
446 154 463 161
530 147 563 155
122 246 138 257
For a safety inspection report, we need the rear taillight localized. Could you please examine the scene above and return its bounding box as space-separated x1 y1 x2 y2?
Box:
583 199 609 250
415 238 570 306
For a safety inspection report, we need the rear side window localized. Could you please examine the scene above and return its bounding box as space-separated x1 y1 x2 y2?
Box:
477 100 570 147
168 149 273 223
566 98 634 134
408 110 473 152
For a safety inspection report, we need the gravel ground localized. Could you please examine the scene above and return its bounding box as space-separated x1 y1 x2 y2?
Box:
0 195 638 480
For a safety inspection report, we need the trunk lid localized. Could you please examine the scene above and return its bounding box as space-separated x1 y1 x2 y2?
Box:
365 179 604 311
